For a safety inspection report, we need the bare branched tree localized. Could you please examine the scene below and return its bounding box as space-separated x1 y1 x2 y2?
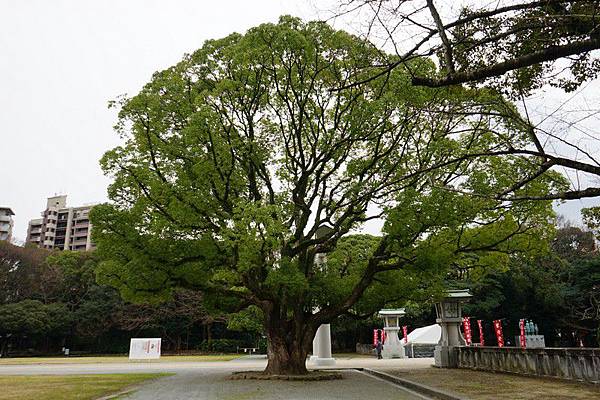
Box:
336 0 600 201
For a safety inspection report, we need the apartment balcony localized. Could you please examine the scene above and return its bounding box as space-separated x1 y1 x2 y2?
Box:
0 215 12 223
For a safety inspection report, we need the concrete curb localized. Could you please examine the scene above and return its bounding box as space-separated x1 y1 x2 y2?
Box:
361 368 468 400
96 385 138 400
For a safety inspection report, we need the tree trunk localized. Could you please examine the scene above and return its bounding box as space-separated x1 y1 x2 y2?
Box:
264 332 311 375
0 337 7 357
263 309 316 375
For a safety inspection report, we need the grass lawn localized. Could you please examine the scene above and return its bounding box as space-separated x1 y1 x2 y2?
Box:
0 354 240 365
0 373 169 400
382 367 600 400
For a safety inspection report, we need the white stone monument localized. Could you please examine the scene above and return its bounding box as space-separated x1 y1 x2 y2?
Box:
434 289 471 367
310 324 336 366
309 225 336 366
129 338 161 360
378 308 406 358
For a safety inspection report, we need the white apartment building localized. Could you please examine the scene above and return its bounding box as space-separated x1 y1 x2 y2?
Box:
26 195 95 251
0 207 14 242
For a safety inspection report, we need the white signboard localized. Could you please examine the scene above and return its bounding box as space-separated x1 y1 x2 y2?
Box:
129 338 161 360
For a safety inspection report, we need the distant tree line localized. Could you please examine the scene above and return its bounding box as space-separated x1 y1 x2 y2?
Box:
0 243 255 357
334 223 600 349
1 219 598 356
461 224 599 347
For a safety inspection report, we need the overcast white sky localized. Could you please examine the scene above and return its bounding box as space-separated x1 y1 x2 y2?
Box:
0 0 597 242
0 0 331 241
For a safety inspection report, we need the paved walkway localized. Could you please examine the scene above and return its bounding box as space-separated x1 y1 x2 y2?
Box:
122 369 431 400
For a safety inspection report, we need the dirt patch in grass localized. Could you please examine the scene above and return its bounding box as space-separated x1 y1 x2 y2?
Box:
380 367 600 400
230 370 343 381
0 373 169 400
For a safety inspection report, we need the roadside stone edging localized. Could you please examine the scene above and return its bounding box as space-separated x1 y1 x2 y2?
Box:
361 368 468 400
95 375 170 400
96 386 138 400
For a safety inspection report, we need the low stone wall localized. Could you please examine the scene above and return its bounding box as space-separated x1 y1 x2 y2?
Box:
356 342 434 358
407 344 436 358
356 343 375 355
457 346 600 384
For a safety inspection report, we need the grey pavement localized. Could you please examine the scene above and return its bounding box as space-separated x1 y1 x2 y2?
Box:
120 369 431 400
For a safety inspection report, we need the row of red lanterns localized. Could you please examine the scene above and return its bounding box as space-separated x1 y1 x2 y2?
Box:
374 318 528 348
465 317 529 348
372 327 409 345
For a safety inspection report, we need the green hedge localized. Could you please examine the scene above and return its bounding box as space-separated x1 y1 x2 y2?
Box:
198 339 244 353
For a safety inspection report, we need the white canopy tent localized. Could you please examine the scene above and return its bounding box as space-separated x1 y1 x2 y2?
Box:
405 324 441 358
406 324 441 344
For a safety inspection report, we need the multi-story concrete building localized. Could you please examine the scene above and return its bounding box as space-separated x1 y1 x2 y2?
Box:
26 195 95 251
0 207 15 242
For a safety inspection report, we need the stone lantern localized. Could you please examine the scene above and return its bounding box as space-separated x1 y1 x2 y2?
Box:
378 308 406 358
434 289 472 367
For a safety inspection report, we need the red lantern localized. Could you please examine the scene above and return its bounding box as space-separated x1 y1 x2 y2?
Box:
477 320 485 346
493 320 504 347
462 317 473 345
402 326 408 343
519 319 526 348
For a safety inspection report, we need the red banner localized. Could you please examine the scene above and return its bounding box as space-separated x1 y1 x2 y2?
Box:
462 317 473 345
373 329 387 346
493 320 504 347
519 319 526 348
477 320 485 346
402 326 408 343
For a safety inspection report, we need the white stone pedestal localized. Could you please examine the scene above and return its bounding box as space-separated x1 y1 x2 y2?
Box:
310 324 336 366
381 328 406 359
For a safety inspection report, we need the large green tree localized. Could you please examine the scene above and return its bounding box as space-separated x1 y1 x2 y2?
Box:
92 17 560 374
